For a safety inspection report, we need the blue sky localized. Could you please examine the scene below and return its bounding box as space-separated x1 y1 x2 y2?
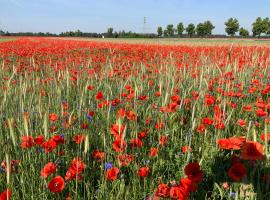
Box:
0 0 269 34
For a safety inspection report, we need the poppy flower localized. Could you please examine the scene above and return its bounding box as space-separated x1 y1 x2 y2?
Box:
49 113 58 122
218 137 246 150
117 154 134 166
149 147 158 157
181 146 192 153
204 94 215 106
110 124 125 139
106 167 120 181
130 138 143 148
155 183 170 198
180 177 198 192
73 134 85 144
95 91 104 101
137 166 150 178
237 119 246 127
260 133 270 142
112 139 126 152
227 162 247 181
184 162 203 183
169 186 189 200
41 162 57 178
21 136 34 149
42 139 57 153
92 150 105 162
159 135 168 146
202 118 213 126
0 189 11 200
240 141 264 160
126 110 137 121
117 108 126 118
34 135 45 146
256 109 268 118
196 124 206 133
48 176 65 193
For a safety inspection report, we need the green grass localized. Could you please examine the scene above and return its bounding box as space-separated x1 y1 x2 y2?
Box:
0 38 16 42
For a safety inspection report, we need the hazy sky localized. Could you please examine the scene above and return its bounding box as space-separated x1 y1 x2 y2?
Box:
0 0 269 34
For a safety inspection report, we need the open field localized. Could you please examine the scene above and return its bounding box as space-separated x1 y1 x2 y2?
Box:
0 38 15 42
0 37 270 199
61 37 270 46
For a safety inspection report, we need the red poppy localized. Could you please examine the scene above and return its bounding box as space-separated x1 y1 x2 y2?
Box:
184 162 203 183
181 146 192 153
49 113 58 122
155 183 170 198
196 124 206 133
260 133 270 141
112 139 126 152
204 94 215 106
48 176 65 193
126 110 137 121
21 136 34 149
256 109 268 118
169 186 189 200
159 135 168 146
95 91 103 101
237 119 246 127
117 108 126 118
138 131 147 139
117 154 134 166
110 124 125 139
73 134 85 144
34 135 45 146
227 162 247 181
42 139 57 153
149 147 158 157
137 166 150 178
65 157 86 181
0 189 11 200
106 167 120 181
218 137 246 150
130 138 143 148
240 141 264 160
92 150 105 162
202 118 213 125
41 162 57 178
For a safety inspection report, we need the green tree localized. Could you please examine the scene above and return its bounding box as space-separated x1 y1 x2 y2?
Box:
186 23 195 37
166 24 174 37
163 29 168 37
263 17 270 35
176 22 184 36
107 27 114 37
196 21 215 37
157 27 163 37
239 27 249 37
252 17 269 37
225 18 240 36
204 20 215 35
196 23 206 37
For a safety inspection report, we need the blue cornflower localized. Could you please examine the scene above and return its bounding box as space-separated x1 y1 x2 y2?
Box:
105 162 113 170
230 192 236 199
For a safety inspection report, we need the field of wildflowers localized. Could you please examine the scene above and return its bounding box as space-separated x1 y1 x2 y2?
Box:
0 37 270 199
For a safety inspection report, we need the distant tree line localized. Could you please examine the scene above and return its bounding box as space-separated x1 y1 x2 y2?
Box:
0 28 157 38
157 17 270 38
0 17 269 38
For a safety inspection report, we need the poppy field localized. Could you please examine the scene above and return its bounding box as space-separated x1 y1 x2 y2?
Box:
1 37 270 200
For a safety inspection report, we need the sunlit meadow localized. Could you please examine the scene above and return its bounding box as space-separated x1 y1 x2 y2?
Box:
0 37 270 200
